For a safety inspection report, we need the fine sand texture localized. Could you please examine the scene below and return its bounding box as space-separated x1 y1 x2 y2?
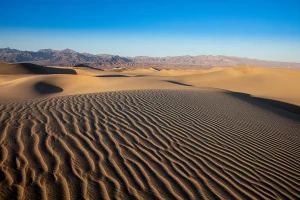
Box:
1 62 300 199
0 90 300 200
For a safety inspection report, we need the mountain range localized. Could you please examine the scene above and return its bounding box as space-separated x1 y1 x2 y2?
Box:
1 47 300 69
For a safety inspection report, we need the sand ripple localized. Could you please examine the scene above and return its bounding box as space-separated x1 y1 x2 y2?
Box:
0 90 299 199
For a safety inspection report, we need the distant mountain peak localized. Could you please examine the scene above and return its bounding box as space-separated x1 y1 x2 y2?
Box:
0 47 20 53
0 48 299 70
60 48 77 54
38 49 58 53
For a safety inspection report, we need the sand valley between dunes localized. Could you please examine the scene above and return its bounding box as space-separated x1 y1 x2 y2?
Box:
0 62 300 199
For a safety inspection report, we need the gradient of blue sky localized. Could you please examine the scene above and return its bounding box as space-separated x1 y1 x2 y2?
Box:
0 0 299 62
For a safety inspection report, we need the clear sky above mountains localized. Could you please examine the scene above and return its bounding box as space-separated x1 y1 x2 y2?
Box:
0 0 299 62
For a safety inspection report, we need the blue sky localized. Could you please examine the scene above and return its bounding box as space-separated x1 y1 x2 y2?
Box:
0 0 300 62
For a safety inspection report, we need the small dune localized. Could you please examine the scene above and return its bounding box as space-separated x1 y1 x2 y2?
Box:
0 62 76 75
0 73 193 102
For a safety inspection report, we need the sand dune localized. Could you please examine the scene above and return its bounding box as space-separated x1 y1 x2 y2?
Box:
0 62 76 75
174 66 300 106
2 64 300 105
0 74 192 101
0 90 299 199
1 63 300 199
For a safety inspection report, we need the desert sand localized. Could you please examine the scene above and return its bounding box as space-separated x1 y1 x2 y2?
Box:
0 62 300 199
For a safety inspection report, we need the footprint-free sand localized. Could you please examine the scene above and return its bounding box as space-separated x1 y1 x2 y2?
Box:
0 62 300 199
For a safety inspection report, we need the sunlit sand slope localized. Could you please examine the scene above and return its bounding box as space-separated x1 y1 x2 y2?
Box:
1 63 300 106
176 66 300 105
0 90 299 200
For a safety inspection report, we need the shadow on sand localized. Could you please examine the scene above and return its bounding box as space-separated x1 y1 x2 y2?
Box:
20 63 77 74
35 82 63 94
227 91 300 122
96 74 129 78
165 80 193 87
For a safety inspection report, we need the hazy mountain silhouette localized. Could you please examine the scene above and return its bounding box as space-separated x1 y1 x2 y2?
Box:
1 48 299 69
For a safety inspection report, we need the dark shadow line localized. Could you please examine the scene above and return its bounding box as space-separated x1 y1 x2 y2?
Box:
34 82 63 94
165 80 193 87
226 91 300 122
21 63 77 74
96 74 129 77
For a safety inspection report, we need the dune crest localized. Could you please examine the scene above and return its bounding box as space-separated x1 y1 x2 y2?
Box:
0 63 76 75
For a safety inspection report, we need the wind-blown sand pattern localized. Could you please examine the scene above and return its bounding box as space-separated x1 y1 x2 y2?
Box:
0 90 300 200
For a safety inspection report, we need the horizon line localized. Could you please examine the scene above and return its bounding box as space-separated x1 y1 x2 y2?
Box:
2 47 300 64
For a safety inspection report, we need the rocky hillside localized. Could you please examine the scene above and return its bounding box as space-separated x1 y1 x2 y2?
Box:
0 48 131 68
1 48 300 69
133 55 300 69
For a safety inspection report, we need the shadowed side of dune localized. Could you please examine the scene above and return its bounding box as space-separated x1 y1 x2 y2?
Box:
227 91 300 120
96 74 129 77
96 74 147 78
74 64 104 71
165 80 193 86
0 62 77 75
0 90 299 200
34 82 63 94
176 66 300 106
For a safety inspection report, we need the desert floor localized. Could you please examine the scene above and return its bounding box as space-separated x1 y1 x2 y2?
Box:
0 62 300 199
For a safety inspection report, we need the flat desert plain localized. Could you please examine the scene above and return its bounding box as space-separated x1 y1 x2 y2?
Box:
0 62 300 199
